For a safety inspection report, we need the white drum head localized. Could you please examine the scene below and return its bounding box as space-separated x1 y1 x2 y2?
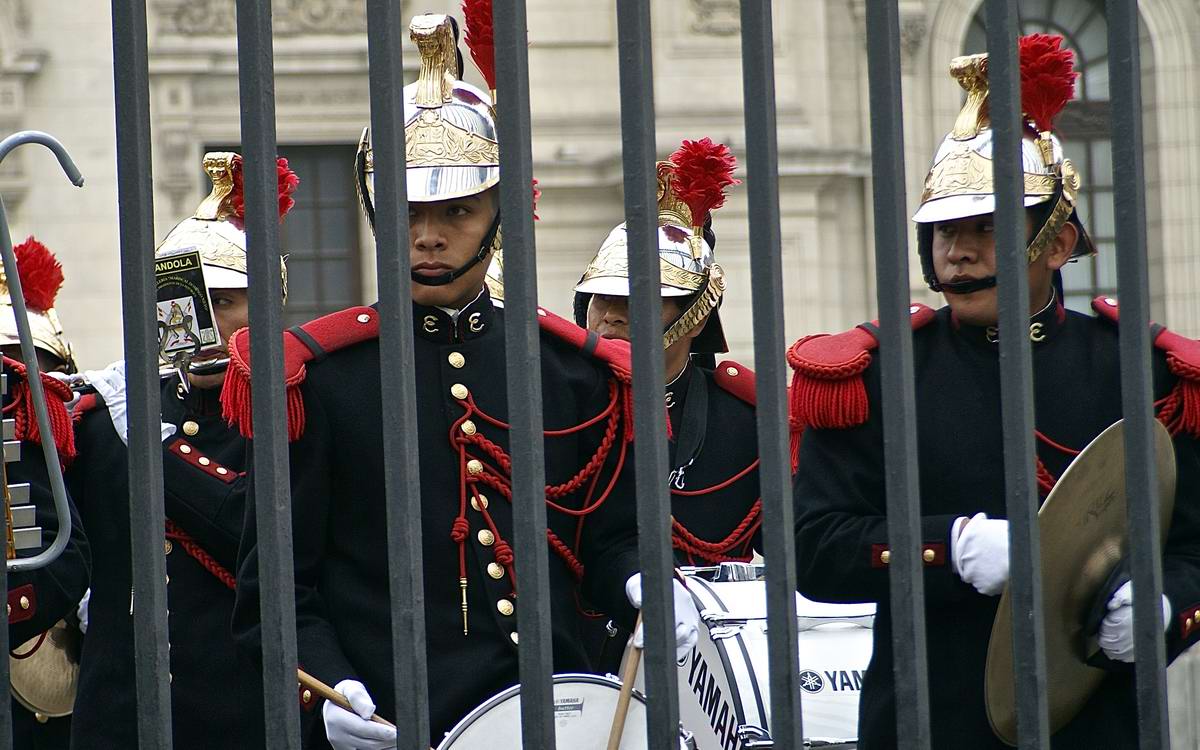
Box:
437 673 649 750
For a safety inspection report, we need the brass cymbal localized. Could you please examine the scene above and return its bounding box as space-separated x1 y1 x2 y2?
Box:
985 419 1175 745
11 619 80 718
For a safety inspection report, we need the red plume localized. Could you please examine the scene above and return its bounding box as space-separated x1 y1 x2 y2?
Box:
10 237 64 312
462 0 496 91
230 156 301 222
1018 33 1076 133
667 138 740 227
531 178 541 221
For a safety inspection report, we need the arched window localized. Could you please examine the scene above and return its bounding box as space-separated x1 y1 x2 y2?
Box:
963 0 1115 312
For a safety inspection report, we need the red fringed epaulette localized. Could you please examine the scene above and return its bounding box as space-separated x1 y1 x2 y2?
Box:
1092 296 1200 437
1 356 75 466
71 392 102 423
786 304 936 471
220 306 380 441
713 361 755 406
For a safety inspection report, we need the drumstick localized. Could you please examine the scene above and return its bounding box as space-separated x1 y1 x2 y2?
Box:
297 668 396 729
606 612 643 750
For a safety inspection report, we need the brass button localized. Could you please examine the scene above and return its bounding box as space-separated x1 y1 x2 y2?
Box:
510 632 519 645
5 604 9 616
487 562 505 579
471 494 489 512
448 352 466 369
477 529 495 546
356 313 371 324
451 383 469 400
496 599 514 616
1194 611 1200 626
461 420 477 436
725 366 739 377
169 672 173 684
198 457 211 466
182 420 199 436
537 308 547 317
19 595 30 610
179 444 192 454
302 689 313 704
466 459 484 476
216 467 229 476
880 550 891 565
34 712 47 724
164 540 173 555
922 549 935 563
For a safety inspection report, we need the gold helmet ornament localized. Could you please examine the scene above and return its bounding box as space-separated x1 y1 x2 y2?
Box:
913 34 1096 294
0 237 75 373
574 138 739 353
355 13 502 288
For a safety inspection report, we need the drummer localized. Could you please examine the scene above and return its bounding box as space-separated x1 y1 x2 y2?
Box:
788 34 1200 747
230 14 698 749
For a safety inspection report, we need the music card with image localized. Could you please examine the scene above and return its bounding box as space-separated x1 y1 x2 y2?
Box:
155 249 219 361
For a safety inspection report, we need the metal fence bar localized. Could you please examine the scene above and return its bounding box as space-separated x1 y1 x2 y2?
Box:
862 2 933 747
492 2 557 747
110 1 174 746
1106 1 1172 745
233 2 302 747
613 0 680 746
737 1 804 746
363 1 430 745
984 1 1052 746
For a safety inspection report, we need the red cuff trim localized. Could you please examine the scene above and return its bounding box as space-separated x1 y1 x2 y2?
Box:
7 584 35 623
169 440 237 484
1179 604 1200 640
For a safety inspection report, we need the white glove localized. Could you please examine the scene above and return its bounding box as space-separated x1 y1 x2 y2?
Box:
1098 581 1173 663
76 588 90 635
625 573 700 662
322 679 397 750
83 360 176 445
952 513 1009 596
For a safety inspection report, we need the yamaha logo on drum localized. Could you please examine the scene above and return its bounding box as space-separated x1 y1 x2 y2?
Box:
799 670 825 693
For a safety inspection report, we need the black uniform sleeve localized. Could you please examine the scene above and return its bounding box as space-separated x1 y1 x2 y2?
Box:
160 437 246 573
8 439 90 646
1161 426 1200 661
232 377 355 688
792 363 967 605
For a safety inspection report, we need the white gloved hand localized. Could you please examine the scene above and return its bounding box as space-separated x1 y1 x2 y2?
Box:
83 360 176 445
1098 581 1173 663
625 573 700 662
952 513 1009 596
76 588 90 635
322 679 397 750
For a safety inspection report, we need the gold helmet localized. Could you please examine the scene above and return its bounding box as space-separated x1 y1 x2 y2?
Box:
574 139 738 353
155 152 298 293
913 34 1095 294
355 14 501 287
0 237 74 373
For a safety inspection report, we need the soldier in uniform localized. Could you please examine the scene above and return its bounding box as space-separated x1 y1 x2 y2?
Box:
574 140 761 568
229 14 698 749
789 35 1200 748
67 153 299 749
0 238 90 749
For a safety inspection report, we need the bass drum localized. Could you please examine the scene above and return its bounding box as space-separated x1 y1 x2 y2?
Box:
627 564 874 749
438 672 692 749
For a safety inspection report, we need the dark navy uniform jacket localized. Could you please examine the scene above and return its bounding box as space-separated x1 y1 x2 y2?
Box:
68 378 264 750
791 300 1200 749
231 290 641 748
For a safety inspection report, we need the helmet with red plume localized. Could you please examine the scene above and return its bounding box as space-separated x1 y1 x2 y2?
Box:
0 237 75 372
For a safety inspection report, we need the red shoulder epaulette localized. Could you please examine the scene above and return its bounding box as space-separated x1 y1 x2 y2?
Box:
535 307 632 383
72 392 101 423
1 356 75 466
1092 296 1200 437
220 306 380 441
785 304 936 471
713 361 755 406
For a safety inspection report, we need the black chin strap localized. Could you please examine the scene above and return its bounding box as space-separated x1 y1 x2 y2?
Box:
931 275 998 294
411 211 502 287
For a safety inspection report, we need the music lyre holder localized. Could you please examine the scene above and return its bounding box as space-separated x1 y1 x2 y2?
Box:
0 131 84 572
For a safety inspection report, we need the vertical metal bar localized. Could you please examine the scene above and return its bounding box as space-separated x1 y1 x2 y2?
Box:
0 481 8 749
492 3 555 747
363 1 430 745
1106 1 1171 745
233 2 302 747
984 2 1051 746
737 1 803 746
111 1 174 746
862 2 933 747
614 0 679 746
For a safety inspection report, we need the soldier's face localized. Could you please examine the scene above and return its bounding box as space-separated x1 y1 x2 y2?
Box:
586 294 684 342
409 190 497 308
189 288 248 390
931 212 1073 327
